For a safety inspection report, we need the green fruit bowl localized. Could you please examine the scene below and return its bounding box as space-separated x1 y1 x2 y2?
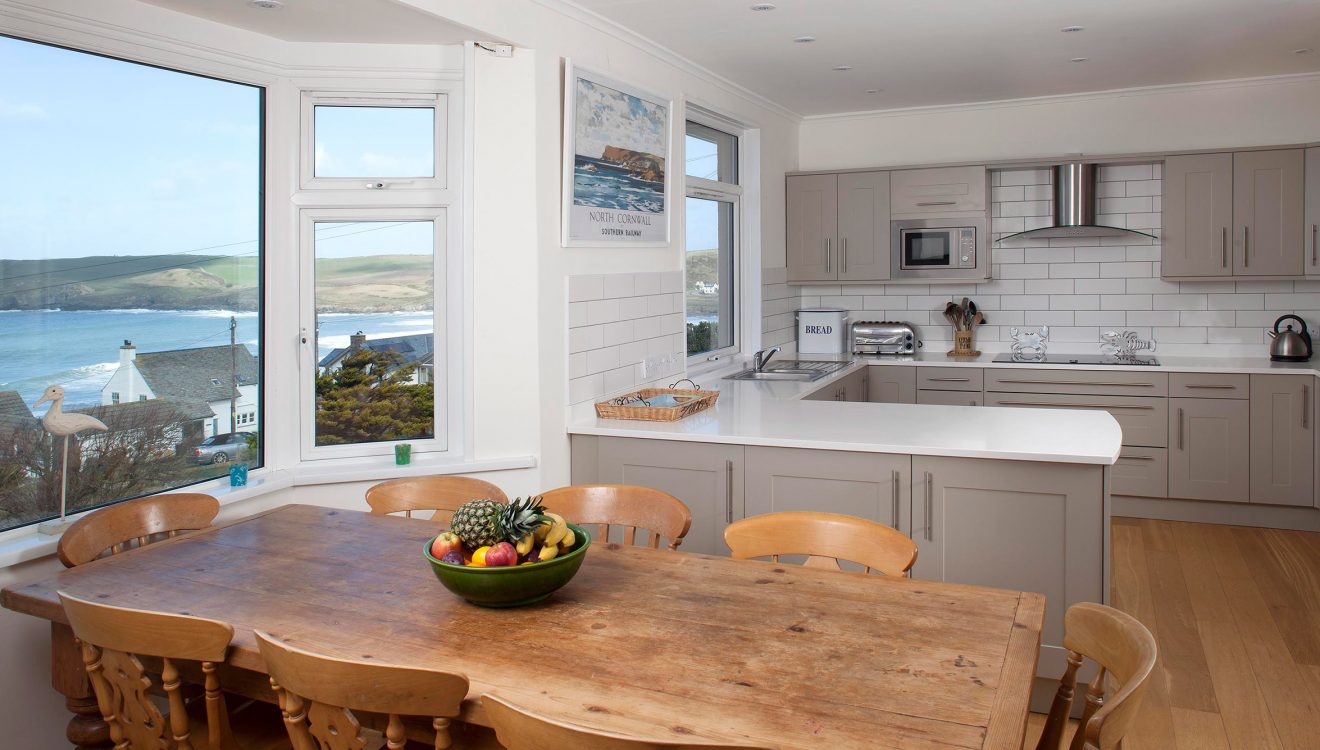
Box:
423 524 591 608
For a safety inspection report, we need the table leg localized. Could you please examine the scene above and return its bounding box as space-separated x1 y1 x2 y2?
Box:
51 622 110 749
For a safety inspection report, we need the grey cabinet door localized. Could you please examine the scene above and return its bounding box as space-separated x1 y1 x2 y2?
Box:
1307 148 1320 276
1168 398 1250 502
866 366 916 403
917 390 980 407
786 174 837 283
910 456 1104 677
593 437 743 556
1249 375 1314 506
841 368 868 402
1234 149 1305 277
1163 153 1233 278
837 171 891 281
744 447 910 533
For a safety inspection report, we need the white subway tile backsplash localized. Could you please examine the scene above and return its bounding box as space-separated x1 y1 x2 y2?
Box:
1050 263 1100 279
634 273 662 295
1126 310 1180 327
660 271 683 294
570 271 686 404
999 263 1050 279
585 298 621 325
617 296 650 320
601 320 634 347
1026 247 1075 264
1181 310 1235 327
1075 311 1127 327
1100 262 1152 278
1208 293 1263 310
1100 295 1153 310
1074 278 1127 295
602 273 635 300
1025 279 1074 295
1050 294 1099 310
1100 164 1154 182
586 346 621 375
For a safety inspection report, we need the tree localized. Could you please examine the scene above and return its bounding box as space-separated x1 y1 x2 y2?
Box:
687 320 718 355
314 348 434 446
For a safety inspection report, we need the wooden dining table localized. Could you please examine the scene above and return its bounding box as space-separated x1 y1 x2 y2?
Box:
2 503 1044 750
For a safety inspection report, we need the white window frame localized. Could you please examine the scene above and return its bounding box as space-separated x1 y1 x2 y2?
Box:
684 109 745 365
299 92 448 192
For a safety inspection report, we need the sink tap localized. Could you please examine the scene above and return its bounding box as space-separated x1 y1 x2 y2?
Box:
752 347 781 372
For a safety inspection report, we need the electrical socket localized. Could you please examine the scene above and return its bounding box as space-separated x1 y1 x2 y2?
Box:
638 352 681 381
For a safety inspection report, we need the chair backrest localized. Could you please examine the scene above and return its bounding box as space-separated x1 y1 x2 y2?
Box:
539 485 692 550
255 631 469 750
59 591 236 750
365 475 508 523
483 694 776 750
1034 602 1159 750
723 511 917 576
58 493 220 568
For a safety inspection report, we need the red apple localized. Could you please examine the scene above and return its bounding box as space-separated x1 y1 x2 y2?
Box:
485 541 518 567
430 532 463 559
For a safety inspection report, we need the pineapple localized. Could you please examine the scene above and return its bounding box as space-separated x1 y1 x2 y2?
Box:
450 496 547 549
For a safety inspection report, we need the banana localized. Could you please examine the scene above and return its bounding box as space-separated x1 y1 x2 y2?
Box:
536 543 559 561
560 528 576 548
544 523 569 547
515 533 535 556
533 521 552 542
545 512 565 526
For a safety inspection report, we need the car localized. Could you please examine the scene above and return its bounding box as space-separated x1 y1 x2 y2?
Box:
191 432 250 465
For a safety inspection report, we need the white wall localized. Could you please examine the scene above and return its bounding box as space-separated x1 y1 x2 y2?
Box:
799 74 1320 171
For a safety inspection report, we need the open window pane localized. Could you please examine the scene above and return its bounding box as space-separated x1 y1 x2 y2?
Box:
313 221 436 447
685 197 735 356
0 36 263 532
685 121 738 183
314 105 435 178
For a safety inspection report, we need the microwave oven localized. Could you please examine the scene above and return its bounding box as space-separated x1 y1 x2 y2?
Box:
890 218 987 280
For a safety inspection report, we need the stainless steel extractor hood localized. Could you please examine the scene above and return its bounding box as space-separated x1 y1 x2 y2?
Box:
996 162 1156 242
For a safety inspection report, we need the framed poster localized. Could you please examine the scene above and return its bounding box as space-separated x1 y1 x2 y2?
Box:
562 62 671 247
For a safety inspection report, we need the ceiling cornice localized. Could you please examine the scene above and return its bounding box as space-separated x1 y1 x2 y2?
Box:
528 0 802 124
805 71 1320 123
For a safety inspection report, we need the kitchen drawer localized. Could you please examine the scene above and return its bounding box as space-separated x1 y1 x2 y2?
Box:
1169 372 1249 399
891 166 987 216
984 392 1168 447
917 367 983 392
1111 447 1168 498
917 389 980 407
985 369 1169 397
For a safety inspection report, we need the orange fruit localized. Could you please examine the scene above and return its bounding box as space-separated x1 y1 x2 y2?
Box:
471 546 491 567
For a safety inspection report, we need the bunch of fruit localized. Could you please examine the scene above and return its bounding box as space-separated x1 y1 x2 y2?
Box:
428 495 578 567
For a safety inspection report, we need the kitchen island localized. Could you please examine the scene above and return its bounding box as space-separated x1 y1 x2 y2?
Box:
568 358 1122 686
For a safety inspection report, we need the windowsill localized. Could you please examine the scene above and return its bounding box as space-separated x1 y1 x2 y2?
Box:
686 352 746 379
0 454 536 569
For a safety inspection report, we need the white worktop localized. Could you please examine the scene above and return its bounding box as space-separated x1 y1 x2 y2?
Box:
859 351 1320 375
568 357 1124 466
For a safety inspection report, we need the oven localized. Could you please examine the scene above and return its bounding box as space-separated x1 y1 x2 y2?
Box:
890 218 986 280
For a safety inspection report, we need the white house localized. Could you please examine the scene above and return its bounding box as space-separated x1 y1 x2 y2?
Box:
101 340 259 438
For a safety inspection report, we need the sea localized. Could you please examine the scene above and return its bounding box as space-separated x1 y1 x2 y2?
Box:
572 157 665 214
0 309 434 410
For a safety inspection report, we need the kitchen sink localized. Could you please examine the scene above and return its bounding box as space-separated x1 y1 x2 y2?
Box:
724 359 852 382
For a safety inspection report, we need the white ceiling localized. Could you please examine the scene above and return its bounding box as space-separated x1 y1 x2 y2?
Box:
139 0 478 44
575 0 1320 116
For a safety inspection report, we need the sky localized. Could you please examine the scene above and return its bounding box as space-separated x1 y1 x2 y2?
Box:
574 79 667 160
0 35 432 264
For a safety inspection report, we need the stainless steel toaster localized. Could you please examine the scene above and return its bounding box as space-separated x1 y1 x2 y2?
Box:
852 321 916 355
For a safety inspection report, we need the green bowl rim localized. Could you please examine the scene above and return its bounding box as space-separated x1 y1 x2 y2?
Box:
422 523 591 573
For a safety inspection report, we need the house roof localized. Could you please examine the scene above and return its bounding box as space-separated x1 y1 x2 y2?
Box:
318 333 434 370
0 390 38 434
135 344 259 404
71 398 214 429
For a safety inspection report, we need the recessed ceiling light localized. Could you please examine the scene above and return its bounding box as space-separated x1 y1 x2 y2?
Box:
793 35 817 43
1295 48 1314 55
1060 25 1085 33
832 65 853 71
1070 57 1090 63
248 0 283 8
750 3 776 11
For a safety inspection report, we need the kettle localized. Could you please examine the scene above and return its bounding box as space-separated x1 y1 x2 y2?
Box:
1269 314 1313 362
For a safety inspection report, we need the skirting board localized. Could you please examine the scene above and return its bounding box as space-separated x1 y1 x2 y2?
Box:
1113 494 1320 532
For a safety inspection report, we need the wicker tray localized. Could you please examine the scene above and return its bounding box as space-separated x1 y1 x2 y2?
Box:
595 388 719 422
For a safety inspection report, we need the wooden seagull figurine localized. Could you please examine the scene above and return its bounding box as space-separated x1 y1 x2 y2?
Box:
33 385 107 535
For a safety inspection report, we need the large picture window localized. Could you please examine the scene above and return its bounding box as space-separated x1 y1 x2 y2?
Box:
684 117 741 359
0 36 264 532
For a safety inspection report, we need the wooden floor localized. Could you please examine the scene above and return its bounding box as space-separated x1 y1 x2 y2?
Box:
1025 517 1320 750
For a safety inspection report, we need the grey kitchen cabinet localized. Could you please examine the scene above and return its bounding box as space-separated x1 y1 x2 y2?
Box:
1249 375 1314 506
916 367 983 392
917 389 980 407
890 166 987 217
1111 447 1168 498
744 446 910 533
983 391 1168 448
573 435 743 556
1308 148 1320 276
837 172 892 281
866 366 916 403
1168 398 1250 502
804 368 869 402
786 174 837 283
910 455 1104 676
1163 153 1234 278
1234 149 1305 277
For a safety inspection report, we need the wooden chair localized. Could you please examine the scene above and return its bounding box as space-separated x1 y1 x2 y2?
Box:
483 694 776 750
539 485 692 550
255 630 469 750
723 511 917 576
58 492 220 568
1034 602 1159 750
58 591 287 750
365 475 508 524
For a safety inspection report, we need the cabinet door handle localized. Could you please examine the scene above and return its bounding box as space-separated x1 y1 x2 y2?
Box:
824 238 831 273
841 238 848 274
1178 407 1185 450
927 377 972 382
1304 386 1310 429
994 379 1154 387
1222 227 1228 268
1312 225 1317 267
1120 454 1156 461
891 469 900 527
1244 226 1250 267
1184 383 1238 389
725 459 733 524
994 400 1155 410
916 201 957 207
924 472 934 542
863 376 869 402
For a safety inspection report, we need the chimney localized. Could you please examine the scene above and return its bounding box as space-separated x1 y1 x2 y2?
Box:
349 331 367 349
119 339 136 366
